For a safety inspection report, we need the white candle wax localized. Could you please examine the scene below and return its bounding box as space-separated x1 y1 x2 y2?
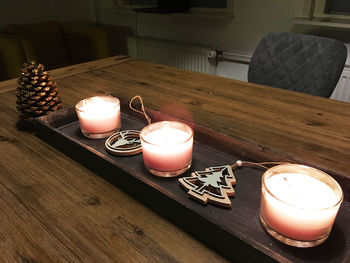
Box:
76 96 121 138
261 172 341 241
140 122 193 176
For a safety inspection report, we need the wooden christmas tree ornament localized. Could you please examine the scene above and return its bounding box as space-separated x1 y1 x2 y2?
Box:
179 161 289 208
179 165 236 208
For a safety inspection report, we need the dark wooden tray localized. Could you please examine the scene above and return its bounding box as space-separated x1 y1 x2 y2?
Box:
33 104 350 263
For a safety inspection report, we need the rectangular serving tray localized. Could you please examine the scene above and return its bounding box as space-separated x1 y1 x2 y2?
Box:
33 103 350 263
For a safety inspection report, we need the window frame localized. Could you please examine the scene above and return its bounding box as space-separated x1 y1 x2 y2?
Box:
120 0 234 15
313 0 350 20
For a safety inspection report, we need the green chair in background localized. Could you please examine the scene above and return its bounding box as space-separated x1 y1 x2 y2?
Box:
0 34 26 81
0 21 112 81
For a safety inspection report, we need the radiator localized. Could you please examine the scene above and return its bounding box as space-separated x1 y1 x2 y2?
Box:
128 37 216 75
330 44 350 103
330 67 350 103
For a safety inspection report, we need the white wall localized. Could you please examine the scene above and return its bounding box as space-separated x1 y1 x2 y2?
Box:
98 0 310 81
99 0 310 54
216 61 249 81
0 0 97 29
98 0 350 85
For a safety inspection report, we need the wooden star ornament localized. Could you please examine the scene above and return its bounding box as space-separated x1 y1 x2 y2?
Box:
179 165 236 208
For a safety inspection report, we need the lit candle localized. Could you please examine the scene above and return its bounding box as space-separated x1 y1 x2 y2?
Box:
75 96 121 139
260 164 343 247
140 121 193 177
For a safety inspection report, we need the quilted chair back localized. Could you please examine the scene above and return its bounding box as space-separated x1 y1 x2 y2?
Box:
248 32 347 98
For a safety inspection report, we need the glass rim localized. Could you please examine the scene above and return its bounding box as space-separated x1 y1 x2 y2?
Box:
261 164 344 211
140 121 194 146
75 95 120 113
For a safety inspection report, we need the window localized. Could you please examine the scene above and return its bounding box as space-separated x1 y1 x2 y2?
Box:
120 0 234 17
128 0 156 5
124 0 229 9
312 0 350 19
191 0 226 8
325 0 350 15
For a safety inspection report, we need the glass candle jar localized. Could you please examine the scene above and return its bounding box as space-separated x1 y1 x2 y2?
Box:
75 96 121 139
260 164 343 247
140 121 194 177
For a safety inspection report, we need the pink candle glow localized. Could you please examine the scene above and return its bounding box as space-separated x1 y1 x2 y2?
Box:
140 121 193 177
260 164 343 247
75 96 121 139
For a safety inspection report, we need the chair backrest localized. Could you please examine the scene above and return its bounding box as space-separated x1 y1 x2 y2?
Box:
248 32 347 98
0 34 26 80
4 22 69 68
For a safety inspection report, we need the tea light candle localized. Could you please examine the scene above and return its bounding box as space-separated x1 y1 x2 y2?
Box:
75 96 121 139
260 164 343 247
140 121 193 177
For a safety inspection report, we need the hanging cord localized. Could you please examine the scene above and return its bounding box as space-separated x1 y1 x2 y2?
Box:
129 95 152 125
231 160 289 170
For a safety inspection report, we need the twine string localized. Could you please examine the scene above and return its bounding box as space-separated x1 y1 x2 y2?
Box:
231 160 289 170
128 96 289 171
129 95 152 125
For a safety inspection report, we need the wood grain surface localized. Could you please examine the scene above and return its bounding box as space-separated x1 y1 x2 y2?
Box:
1 55 350 262
0 56 228 263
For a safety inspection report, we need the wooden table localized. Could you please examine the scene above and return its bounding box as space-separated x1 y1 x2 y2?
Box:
0 55 349 262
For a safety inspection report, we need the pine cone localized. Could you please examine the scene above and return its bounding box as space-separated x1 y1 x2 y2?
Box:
16 60 62 120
